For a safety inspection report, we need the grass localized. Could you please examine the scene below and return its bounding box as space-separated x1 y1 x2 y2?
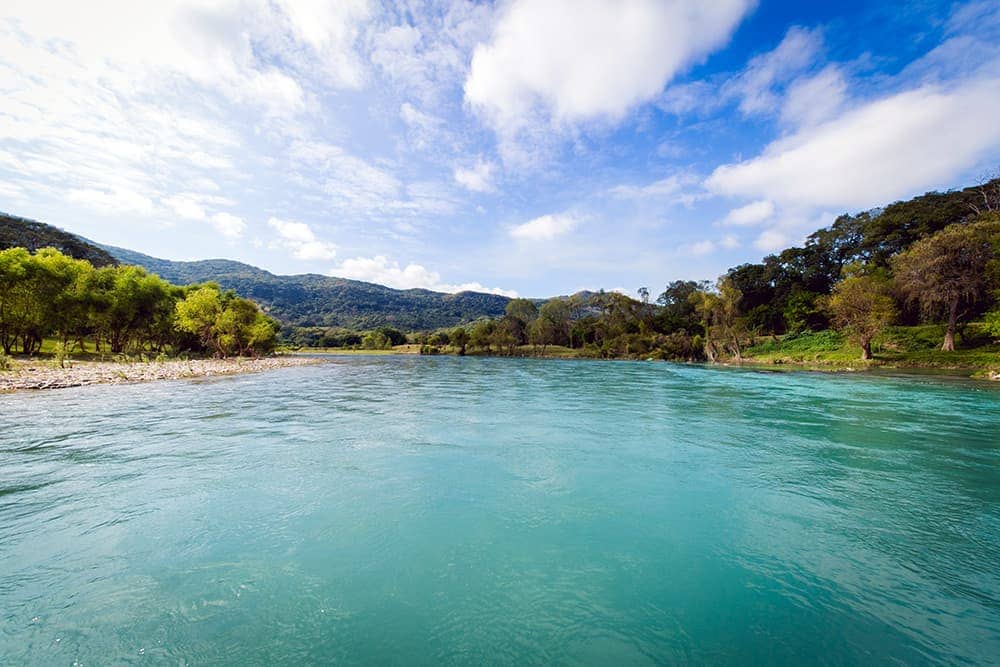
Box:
744 325 1000 373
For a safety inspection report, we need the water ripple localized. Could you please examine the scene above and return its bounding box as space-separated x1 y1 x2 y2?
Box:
1 357 999 665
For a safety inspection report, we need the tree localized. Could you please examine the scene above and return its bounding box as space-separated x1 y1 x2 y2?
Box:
691 277 750 361
505 298 538 324
0 247 32 354
469 319 495 351
535 298 571 349
361 330 392 350
450 327 469 355
823 269 897 360
176 286 223 354
891 217 1000 351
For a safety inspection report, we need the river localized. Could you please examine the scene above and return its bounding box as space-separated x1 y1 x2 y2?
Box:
2 357 998 664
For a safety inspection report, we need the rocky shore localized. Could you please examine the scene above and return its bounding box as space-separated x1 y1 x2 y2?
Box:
0 356 323 392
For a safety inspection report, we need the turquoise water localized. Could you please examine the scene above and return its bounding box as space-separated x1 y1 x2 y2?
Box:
2 357 999 665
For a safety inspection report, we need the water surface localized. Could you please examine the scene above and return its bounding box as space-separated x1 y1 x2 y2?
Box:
2 357 999 664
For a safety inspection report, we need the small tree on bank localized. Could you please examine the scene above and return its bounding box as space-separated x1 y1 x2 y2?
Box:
823 269 897 360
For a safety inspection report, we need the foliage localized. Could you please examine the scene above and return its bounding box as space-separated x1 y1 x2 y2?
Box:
175 285 279 357
985 309 1000 339
691 278 751 361
823 269 897 360
891 217 1000 350
0 246 278 358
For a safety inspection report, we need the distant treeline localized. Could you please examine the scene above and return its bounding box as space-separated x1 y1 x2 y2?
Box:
291 177 1000 362
0 247 279 357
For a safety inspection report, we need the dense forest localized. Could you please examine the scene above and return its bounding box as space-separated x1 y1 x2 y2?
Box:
408 178 1000 363
0 247 279 359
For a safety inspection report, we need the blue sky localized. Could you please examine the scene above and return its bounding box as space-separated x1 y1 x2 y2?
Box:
1 0 999 298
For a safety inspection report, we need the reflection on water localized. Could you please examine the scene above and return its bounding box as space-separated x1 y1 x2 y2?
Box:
1 357 999 664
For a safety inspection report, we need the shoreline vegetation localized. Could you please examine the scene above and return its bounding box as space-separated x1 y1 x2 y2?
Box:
291 340 1000 381
285 178 1000 379
3 177 1000 386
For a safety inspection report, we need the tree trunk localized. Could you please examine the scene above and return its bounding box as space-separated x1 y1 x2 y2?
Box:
942 299 959 351
861 338 872 360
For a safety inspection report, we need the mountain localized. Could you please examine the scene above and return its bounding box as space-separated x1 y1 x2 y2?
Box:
99 245 511 330
1 213 511 330
1 212 118 267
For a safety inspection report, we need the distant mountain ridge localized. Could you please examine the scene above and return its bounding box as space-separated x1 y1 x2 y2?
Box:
100 244 512 330
0 212 118 267
0 214 511 330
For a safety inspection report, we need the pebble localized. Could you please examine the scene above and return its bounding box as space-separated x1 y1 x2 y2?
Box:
0 357 321 392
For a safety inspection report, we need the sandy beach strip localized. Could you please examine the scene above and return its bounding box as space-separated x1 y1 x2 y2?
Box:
0 356 323 392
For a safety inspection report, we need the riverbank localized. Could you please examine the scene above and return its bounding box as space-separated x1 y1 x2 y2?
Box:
0 356 322 392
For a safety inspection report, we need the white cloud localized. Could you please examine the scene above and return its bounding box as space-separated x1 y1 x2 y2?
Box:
722 200 774 226
268 217 337 260
754 229 791 252
781 65 847 127
163 195 207 221
721 234 740 249
509 213 579 241
330 255 517 296
706 77 1000 210
454 158 496 192
275 0 371 87
68 187 155 215
465 0 752 149
688 240 717 256
724 26 824 117
610 173 702 204
210 212 246 238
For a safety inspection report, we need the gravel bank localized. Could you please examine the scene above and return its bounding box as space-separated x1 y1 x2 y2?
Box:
0 356 322 392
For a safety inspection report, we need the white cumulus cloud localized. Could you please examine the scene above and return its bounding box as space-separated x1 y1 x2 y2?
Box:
706 77 1000 210
268 217 337 261
210 212 246 238
509 214 579 241
722 200 775 226
465 0 752 148
330 255 517 296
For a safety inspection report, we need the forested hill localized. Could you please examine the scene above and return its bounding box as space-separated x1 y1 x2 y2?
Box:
1 213 117 267
101 245 511 330
0 213 510 330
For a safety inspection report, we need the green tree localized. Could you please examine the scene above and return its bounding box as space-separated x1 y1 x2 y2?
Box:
175 285 224 354
823 269 897 360
0 247 32 354
691 278 750 361
469 319 495 351
891 217 1000 351
450 327 469 355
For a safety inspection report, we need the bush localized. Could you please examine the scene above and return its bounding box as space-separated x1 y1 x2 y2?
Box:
0 352 11 371
985 309 1000 339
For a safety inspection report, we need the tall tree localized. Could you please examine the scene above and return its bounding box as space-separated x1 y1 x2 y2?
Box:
891 217 1000 351
691 278 750 361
